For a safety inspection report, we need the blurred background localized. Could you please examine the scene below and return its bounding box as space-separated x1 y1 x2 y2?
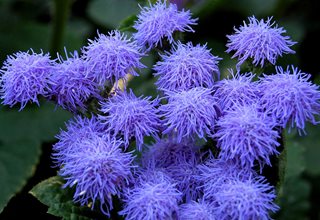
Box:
0 0 319 219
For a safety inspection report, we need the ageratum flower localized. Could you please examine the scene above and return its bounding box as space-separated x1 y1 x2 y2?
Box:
165 153 202 202
226 16 296 68
141 138 200 169
196 157 252 202
56 134 135 217
154 42 221 91
50 51 100 112
259 65 320 133
178 200 215 220
99 90 161 150
142 139 202 201
119 171 181 220
214 105 280 167
52 115 103 164
160 87 219 142
0 50 54 110
133 0 197 50
214 71 259 113
214 176 279 220
83 30 144 86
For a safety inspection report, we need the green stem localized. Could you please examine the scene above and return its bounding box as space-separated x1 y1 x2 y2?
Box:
50 0 72 55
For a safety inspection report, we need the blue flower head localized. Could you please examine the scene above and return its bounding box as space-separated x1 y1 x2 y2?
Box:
50 51 101 112
119 170 181 220
196 157 252 202
154 41 221 91
226 16 296 69
99 89 161 150
55 133 135 217
83 30 144 86
142 138 200 169
165 153 202 202
259 65 320 133
214 176 279 220
160 87 219 142
52 115 103 163
178 200 215 220
142 138 202 201
214 104 280 167
0 50 54 110
214 71 259 113
133 0 197 50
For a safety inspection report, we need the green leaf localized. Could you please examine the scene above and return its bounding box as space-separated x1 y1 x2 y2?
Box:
301 124 320 176
275 177 311 220
0 139 41 212
118 15 138 32
0 102 71 143
30 176 106 220
284 124 320 176
284 135 306 179
87 0 139 29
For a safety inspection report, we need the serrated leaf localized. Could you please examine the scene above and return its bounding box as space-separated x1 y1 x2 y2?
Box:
87 0 139 29
0 102 71 143
0 139 41 212
30 176 106 220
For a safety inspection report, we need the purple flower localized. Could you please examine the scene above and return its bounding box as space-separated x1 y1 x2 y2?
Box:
196 157 252 201
165 153 202 202
226 16 296 68
119 171 181 220
52 115 103 163
141 138 200 169
178 200 215 220
133 0 197 50
160 87 219 142
214 104 280 167
213 71 259 113
82 30 144 86
142 138 203 201
154 41 221 91
0 50 54 110
259 65 320 133
55 133 135 217
49 51 101 112
99 89 161 150
214 176 279 220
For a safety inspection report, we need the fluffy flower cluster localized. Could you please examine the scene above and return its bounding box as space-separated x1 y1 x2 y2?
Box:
0 50 54 110
214 105 280 167
154 42 221 91
214 71 259 113
83 31 145 86
119 171 182 220
214 176 279 219
226 16 296 68
49 51 101 112
99 89 161 150
2 1 320 219
53 116 135 216
133 0 197 50
160 87 219 142
259 66 320 133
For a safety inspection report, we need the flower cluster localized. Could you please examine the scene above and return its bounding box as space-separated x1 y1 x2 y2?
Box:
133 0 197 50
1 0 319 219
226 16 296 69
